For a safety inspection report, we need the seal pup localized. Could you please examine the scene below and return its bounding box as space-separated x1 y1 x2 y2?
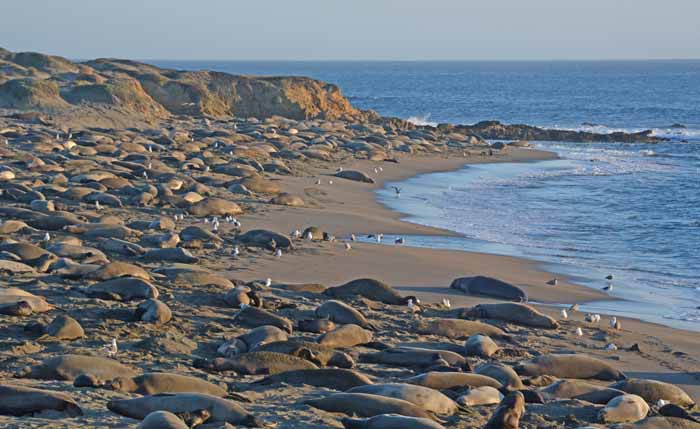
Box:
137 410 189 429
317 324 373 348
485 391 525 429
599 394 650 424
194 351 318 375
20 354 139 381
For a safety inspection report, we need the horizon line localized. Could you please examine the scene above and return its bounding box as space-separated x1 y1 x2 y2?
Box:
127 57 700 63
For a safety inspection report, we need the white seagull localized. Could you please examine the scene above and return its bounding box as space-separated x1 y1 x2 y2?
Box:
103 338 118 359
560 309 568 319
43 232 51 242
344 242 352 251
274 249 282 257
441 298 451 309
265 278 272 287
575 327 583 336
233 246 240 257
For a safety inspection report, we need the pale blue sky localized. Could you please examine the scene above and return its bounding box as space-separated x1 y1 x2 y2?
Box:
1 0 699 60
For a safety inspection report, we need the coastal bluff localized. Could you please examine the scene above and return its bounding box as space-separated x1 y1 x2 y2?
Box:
0 47 664 143
0 47 376 127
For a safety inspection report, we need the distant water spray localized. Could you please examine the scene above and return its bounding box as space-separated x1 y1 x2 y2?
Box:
407 113 438 127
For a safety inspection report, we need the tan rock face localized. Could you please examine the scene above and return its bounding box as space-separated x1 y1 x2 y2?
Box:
0 48 374 126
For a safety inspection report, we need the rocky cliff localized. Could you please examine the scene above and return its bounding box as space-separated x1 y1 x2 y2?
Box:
0 48 373 127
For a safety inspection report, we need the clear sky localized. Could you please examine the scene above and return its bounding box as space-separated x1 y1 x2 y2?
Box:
1 0 699 60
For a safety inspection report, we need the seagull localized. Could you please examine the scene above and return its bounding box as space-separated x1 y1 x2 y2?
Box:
378 167 383 172
95 200 101 210
265 278 272 287
376 233 383 243
315 179 322 185
274 249 282 257
148 146 153 153
305 231 314 241
350 234 356 241
575 327 583 336
213 222 219 232
143 171 148 179
374 167 379 174
547 278 558 286
328 180 333 185
395 237 404 244
147 162 152 169
204 218 210 224
392 186 402 197
292 229 301 239
233 246 240 257
56 133 60 141
103 338 118 359
344 242 352 251
407 298 421 315
560 309 568 319
441 298 451 309
609 316 617 328
204 166 210 173
336 167 343 172
603 283 613 291
43 232 51 242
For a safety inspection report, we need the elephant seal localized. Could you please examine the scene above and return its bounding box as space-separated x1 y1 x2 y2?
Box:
137 410 188 429
135 299 172 325
233 306 293 333
316 300 376 330
304 393 440 421
0 289 53 313
253 368 373 391
318 324 373 348
540 379 624 402
140 247 198 263
45 315 85 340
218 325 288 356
475 363 525 390
224 286 261 308
324 278 416 305
112 372 227 397
450 276 527 302
457 386 504 406
348 383 461 415
659 404 700 423
341 414 446 429
599 394 650 424
406 372 503 390
360 347 467 369
414 318 511 340
85 261 151 281
194 351 318 375
464 303 559 329
515 354 626 381
254 340 355 368
107 393 259 426
610 379 695 407
21 354 140 381
298 318 336 333
485 391 525 429
0 384 82 417
0 300 33 316
86 277 159 301
465 334 500 358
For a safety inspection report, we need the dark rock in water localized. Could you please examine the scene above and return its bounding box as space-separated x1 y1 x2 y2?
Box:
449 120 666 143
670 123 687 129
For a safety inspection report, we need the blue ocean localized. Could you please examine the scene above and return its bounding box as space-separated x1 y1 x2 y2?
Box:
153 60 700 330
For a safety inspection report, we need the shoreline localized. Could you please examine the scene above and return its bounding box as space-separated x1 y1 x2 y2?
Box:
233 146 700 399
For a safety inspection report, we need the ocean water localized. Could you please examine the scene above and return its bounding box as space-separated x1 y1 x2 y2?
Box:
152 60 700 329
